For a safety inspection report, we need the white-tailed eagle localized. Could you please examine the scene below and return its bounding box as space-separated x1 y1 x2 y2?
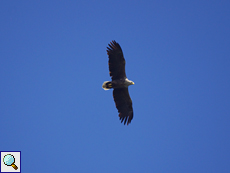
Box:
102 40 134 125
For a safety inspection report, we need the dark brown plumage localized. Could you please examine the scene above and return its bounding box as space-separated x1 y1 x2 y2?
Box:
107 41 126 80
102 40 134 125
113 88 133 125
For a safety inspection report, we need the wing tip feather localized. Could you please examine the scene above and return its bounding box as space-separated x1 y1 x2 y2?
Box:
119 112 133 125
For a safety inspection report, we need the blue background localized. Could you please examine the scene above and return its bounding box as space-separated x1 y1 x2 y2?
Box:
1 1 230 172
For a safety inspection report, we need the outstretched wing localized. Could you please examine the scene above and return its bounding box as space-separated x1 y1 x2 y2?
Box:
113 88 133 125
107 40 126 80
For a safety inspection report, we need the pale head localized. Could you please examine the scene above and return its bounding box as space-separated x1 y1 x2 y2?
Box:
125 78 135 87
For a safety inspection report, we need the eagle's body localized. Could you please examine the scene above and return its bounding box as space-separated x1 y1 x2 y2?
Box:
102 78 134 90
102 40 134 125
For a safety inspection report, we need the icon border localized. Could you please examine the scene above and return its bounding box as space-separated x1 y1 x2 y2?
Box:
0 151 21 173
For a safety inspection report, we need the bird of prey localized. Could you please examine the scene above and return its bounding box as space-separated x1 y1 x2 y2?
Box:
102 40 134 125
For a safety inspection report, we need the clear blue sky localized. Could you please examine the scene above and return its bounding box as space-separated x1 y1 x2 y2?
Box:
1 1 230 172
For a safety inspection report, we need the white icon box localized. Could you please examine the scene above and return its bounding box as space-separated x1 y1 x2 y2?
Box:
1 151 21 173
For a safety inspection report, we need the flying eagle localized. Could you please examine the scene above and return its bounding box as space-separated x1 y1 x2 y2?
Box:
102 40 134 125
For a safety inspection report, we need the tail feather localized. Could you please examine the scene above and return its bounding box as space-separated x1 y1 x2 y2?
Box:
102 81 113 90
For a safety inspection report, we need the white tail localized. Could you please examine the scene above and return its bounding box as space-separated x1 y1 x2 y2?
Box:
102 81 111 90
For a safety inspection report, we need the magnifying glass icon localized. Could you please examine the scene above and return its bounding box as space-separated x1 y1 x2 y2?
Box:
3 154 18 170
